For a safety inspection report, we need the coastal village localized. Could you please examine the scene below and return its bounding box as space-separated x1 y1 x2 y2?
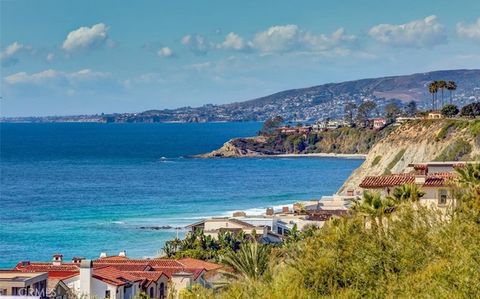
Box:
1 81 480 298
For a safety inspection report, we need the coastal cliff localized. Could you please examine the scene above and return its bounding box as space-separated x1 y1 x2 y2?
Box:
338 119 480 194
199 127 394 158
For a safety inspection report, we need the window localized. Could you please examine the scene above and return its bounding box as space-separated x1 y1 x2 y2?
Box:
438 189 448 205
105 290 111 299
149 287 154 298
277 227 282 234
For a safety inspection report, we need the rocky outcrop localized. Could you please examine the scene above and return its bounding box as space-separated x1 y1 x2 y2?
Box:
338 119 480 194
198 136 276 157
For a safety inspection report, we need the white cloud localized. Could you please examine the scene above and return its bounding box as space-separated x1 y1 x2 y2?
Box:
251 24 299 52
248 24 356 55
457 18 480 41
368 15 447 48
5 69 109 85
301 28 356 51
46 53 55 62
181 34 209 54
62 23 109 51
1 42 31 66
157 47 174 57
217 32 247 50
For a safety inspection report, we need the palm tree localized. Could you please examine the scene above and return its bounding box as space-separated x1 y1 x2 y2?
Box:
454 163 480 198
389 184 425 203
352 191 396 235
437 80 447 108
221 241 271 282
446 81 457 104
428 82 438 110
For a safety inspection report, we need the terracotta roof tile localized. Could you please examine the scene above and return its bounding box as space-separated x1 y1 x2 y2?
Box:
178 258 222 271
93 266 141 286
360 172 456 188
15 262 79 272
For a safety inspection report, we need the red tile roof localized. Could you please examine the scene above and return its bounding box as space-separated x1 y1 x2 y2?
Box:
360 172 456 188
14 257 219 284
93 266 142 286
14 262 80 272
47 271 79 280
178 258 223 271
360 174 415 188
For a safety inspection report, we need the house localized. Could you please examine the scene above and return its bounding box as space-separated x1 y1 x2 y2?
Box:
428 111 444 119
12 253 222 299
186 217 264 239
359 161 466 208
372 118 387 130
0 270 48 298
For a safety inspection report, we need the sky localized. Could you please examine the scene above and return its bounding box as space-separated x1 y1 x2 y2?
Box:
1 0 480 117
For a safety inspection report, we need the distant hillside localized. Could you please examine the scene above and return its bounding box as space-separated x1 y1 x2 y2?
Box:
3 69 479 123
102 69 480 122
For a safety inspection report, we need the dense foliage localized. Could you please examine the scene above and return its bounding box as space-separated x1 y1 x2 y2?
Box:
185 164 480 299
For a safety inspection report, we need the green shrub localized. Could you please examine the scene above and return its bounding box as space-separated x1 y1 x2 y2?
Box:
384 149 406 174
434 138 472 161
371 155 382 167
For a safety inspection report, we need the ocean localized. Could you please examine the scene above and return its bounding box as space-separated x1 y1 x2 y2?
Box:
0 122 363 267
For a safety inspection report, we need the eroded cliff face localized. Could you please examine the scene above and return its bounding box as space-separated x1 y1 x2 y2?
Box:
338 120 480 194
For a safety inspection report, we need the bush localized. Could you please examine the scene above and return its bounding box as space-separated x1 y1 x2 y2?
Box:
371 155 382 167
441 104 459 117
384 149 406 174
435 138 472 161
460 102 480 118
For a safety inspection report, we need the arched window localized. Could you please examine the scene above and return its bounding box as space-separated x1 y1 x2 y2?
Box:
149 287 154 298
159 282 165 299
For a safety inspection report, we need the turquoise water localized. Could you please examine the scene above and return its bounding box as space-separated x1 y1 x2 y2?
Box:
0 122 362 267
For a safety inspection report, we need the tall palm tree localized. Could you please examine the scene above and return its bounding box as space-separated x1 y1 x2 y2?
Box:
221 241 271 282
437 80 447 108
389 184 425 203
446 81 457 104
428 82 438 110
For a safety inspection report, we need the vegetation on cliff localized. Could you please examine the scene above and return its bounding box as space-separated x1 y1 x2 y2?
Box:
202 126 394 157
180 164 480 299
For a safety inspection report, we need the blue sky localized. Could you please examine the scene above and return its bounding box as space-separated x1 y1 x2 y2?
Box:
1 0 480 116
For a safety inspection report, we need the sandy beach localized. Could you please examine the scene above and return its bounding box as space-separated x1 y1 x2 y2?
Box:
271 153 366 159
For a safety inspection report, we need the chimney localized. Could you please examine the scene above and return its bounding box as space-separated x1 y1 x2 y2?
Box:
266 208 274 216
119 250 126 257
282 206 290 213
99 252 107 258
415 175 426 185
72 257 85 264
52 254 63 266
79 259 93 298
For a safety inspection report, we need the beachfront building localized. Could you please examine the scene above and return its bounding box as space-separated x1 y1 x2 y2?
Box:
359 161 464 208
0 271 48 298
186 204 345 241
12 252 223 299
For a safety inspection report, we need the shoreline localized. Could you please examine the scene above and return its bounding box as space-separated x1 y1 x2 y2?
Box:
272 153 366 159
196 152 367 159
